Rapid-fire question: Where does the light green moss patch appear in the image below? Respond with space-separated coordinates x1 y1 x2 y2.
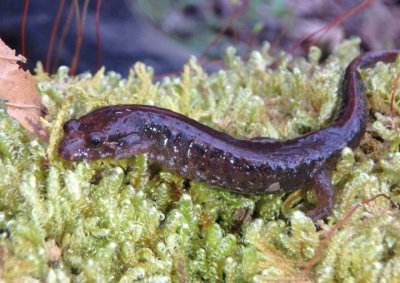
0 38 400 281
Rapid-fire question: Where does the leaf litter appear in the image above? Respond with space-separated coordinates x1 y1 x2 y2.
0 38 48 140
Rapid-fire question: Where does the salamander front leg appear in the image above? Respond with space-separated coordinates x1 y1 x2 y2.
306 169 334 221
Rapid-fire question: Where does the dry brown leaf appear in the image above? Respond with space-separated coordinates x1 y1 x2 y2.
0 37 49 140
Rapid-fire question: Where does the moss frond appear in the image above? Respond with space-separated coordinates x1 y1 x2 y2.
1 38 400 281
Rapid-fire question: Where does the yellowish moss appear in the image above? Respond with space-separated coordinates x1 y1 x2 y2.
0 38 399 281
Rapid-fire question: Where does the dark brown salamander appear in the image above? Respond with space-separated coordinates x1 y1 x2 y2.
58 50 400 220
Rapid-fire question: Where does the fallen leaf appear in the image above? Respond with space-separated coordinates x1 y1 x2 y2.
0 37 49 140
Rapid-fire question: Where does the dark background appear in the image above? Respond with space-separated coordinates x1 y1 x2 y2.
1 0 399 76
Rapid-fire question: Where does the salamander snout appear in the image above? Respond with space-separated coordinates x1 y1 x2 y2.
58 118 113 161
57 135 89 161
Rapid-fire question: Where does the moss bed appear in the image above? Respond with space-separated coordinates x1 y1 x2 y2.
0 38 400 282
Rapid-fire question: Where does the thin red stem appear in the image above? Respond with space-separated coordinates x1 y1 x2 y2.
199 15 239 61
53 0 74 73
199 1 250 61
301 194 397 275
268 0 377 68
45 0 65 73
291 0 377 59
70 0 89 75
95 0 102 71
390 70 400 113
20 0 30 66
69 0 81 75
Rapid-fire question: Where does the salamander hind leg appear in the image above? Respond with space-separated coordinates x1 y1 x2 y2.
306 169 335 221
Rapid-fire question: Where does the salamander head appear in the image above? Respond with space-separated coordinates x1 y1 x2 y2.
58 108 152 161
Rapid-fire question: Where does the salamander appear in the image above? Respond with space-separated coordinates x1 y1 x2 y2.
57 50 400 220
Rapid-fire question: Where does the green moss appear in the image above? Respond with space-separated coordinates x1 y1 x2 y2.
1 38 400 281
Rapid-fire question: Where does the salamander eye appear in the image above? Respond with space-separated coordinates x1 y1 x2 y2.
91 138 101 146
88 133 104 147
